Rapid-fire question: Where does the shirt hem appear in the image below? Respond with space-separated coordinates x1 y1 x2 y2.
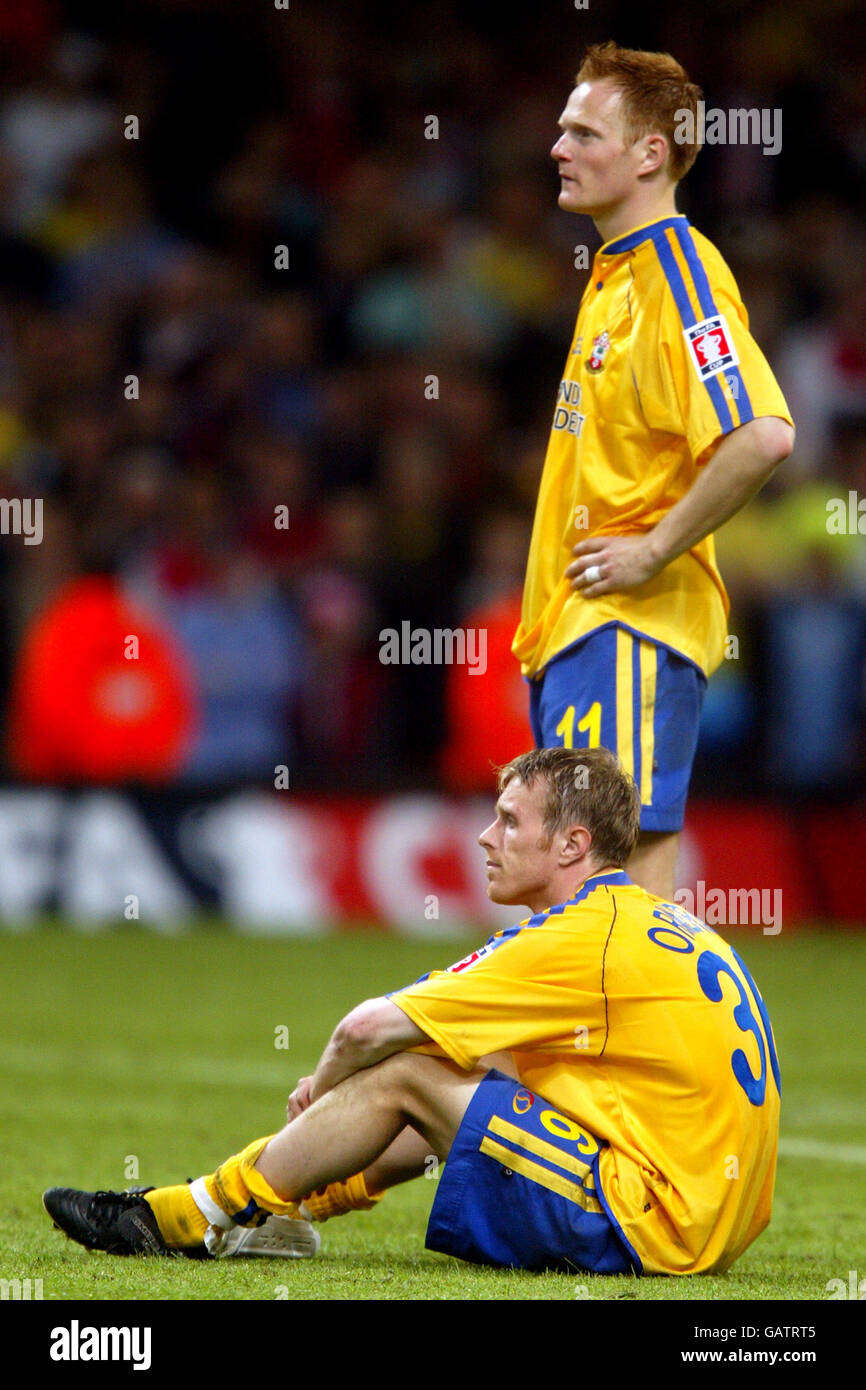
389 995 475 1073
531 620 709 682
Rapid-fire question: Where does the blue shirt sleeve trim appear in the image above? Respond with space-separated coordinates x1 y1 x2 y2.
672 222 754 425
650 229 734 436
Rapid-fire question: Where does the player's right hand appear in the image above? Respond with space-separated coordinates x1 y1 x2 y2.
286 1076 313 1121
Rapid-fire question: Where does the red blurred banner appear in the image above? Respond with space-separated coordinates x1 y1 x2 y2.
0 789 862 932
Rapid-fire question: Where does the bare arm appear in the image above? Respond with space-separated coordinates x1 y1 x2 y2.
287 1006 517 1120
567 416 795 595
297 998 429 1108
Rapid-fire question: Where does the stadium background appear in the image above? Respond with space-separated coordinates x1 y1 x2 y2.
0 0 864 931
0 0 865 1311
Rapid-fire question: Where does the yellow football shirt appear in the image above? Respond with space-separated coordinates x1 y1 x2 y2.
513 215 794 679
391 869 781 1275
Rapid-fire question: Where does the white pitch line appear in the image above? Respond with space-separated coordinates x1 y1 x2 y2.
4 1042 865 1163
0 1040 288 1090
779 1137 866 1165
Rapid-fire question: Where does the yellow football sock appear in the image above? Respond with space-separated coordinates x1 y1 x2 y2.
145 1136 303 1249
301 1172 384 1222
144 1184 208 1249
205 1135 303 1223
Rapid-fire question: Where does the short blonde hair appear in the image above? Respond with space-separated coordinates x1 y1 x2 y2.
498 746 641 868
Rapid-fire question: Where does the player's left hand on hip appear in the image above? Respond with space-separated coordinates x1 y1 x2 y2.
567 534 661 596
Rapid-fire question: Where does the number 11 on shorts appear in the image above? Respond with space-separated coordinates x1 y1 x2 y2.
556 702 601 750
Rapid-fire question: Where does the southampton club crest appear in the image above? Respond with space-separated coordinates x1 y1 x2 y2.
585 330 610 373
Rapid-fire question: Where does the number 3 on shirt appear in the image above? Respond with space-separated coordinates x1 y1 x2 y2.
697 948 781 1107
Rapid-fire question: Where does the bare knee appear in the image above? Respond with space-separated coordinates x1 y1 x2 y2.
370 1051 481 1152
374 1051 465 1109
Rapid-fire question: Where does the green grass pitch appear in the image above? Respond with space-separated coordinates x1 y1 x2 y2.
2 923 864 1302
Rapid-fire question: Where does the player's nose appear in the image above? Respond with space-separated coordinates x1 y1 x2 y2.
478 821 496 850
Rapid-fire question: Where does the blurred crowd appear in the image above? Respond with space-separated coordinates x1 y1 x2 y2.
0 0 864 797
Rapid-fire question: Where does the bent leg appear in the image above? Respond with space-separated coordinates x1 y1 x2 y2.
363 1127 434 1193
256 1053 483 1201
361 1053 517 1194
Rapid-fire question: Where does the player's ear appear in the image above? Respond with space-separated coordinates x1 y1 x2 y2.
560 824 592 866
639 132 668 178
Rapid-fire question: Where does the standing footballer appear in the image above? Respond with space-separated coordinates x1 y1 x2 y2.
513 42 795 897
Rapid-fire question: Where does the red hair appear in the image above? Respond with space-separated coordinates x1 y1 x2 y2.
576 41 702 181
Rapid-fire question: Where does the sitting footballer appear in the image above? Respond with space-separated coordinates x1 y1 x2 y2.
45 746 780 1277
